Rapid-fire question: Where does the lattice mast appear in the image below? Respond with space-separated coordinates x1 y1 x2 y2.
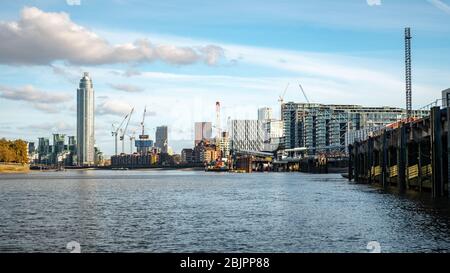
405 27 412 119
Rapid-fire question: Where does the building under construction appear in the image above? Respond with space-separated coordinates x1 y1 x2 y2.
282 102 430 156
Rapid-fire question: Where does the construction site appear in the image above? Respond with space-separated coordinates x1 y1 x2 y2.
110 106 172 168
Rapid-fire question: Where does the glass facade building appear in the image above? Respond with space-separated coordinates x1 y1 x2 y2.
76 72 95 166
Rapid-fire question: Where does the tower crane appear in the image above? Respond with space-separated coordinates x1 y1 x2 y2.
139 105 149 139
111 112 130 156
119 107 134 154
298 83 310 104
278 83 290 120
278 83 290 105
127 129 137 154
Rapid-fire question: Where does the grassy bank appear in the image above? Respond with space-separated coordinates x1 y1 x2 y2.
0 163 29 174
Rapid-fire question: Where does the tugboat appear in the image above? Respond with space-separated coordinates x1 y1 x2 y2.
205 159 229 172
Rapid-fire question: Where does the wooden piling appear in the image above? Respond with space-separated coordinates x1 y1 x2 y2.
382 130 388 189
368 137 374 184
398 124 407 193
418 140 423 192
431 106 444 198
348 144 353 181
448 107 450 198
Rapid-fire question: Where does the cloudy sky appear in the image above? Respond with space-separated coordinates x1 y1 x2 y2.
1 0 450 155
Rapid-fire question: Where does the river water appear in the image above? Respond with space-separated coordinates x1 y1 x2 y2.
1 170 450 253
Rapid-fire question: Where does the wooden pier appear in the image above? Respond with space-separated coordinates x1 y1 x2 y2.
348 106 449 198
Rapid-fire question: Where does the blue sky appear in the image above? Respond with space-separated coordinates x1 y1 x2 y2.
1 0 450 155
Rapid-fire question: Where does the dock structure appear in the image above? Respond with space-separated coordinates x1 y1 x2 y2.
348 106 449 198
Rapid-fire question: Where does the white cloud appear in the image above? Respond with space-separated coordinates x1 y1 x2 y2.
200 45 226 65
366 0 382 6
32 103 62 114
108 83 145 93
0 84 71 113
428 0 450 14
96 99 133 117
21 121 74 133
66 0 81 6
51 64 82 83
0 7 225 66
0 84 71 103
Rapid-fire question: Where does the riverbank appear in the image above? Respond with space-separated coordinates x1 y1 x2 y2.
28 166 206 172
0 163 29 174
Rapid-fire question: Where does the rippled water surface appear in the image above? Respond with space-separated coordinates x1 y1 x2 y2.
1 170 450 253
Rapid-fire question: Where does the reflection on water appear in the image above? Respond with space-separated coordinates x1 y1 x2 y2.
1 170 450 253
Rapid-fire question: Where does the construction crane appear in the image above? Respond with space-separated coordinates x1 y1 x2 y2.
119 107 134 154
111 112 130 156
278 83 290 105
139 106 149 140
127 129 137 154
278 83 290 120
298 83 310 104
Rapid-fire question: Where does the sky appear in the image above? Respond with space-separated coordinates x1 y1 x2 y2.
0 0 450 155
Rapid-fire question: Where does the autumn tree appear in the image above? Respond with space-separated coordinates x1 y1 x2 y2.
0 138 28 164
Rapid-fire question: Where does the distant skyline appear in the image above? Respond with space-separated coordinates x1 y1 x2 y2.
1 0 450 154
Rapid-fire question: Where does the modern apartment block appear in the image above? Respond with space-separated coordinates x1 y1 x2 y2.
35 135 78 166
181 148 195 163
37 137 50 164
155 126 168 153
194 122 212 145
219 131 231 157
258 107 284 151
281 102 430 155
230 120 264 152
258 107 273 121
442 88 450 107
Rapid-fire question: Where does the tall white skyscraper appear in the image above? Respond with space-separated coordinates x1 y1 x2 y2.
77 72 95 166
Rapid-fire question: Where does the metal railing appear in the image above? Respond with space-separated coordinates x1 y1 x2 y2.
418 99 443 111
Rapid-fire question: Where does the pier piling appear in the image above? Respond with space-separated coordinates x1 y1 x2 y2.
349 106 449 198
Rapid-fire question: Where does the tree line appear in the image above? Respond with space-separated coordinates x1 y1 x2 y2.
0 138 28 164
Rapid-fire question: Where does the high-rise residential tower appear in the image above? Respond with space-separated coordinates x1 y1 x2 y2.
77 72 95 166
194 122 212 145
155 126 168 153
258 107 273 121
